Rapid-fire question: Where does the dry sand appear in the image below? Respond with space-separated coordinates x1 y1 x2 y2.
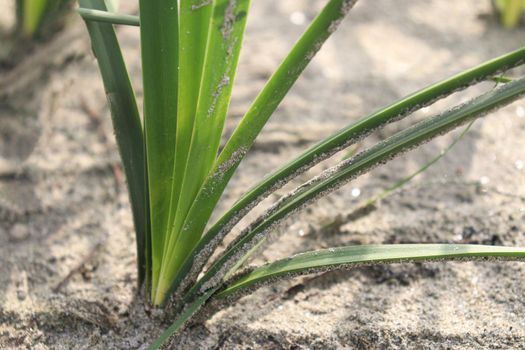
1 1 525 349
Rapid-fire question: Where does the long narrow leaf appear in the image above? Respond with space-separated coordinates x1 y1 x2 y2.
168 0 359 300
155 243 525 349
161 0 251 301
79 0 147 285
169 45 525 302
138 0 179 304
217 244 525 297
207 46 525 248
186 76 525 299
165 0 214 230
156 0 215 303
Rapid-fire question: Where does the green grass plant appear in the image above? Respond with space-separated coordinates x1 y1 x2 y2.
78 1 525 348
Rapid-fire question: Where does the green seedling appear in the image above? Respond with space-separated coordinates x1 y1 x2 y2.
78 1 525 348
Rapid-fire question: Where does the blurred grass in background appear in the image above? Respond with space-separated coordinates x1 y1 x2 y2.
494 0 525 28
15 0 70 38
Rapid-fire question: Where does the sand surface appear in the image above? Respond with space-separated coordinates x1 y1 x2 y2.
1 1 525 349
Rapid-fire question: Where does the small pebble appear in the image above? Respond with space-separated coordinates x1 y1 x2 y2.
479 176 490 185
9 224 29 242
16 289 26 301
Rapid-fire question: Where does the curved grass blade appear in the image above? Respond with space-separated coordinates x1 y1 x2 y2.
168 45 525 302
138 0 179 303
79 0 147 285
165 0 214 230
154 244 525 349
77 8 140 26
166 0 359 300
184 75 525 300
158 0 251 304
214 122 477 275
217 244 525 297
225 121 475 272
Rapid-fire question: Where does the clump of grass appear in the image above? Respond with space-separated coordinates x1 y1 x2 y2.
78 1 525 348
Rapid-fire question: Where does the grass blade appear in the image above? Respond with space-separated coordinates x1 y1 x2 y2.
207 46 525 246
217 244 525 297
160 0 251 302
138 0 179 303
77 8 140 26
186 75 525 299
155 243 525 349
165 0 214 228
216 120 476 275
169 45 525 301
168 0 359 299
152 0 214 306
79 0 147 285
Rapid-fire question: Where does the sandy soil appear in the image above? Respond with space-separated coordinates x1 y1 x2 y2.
1 0 525 349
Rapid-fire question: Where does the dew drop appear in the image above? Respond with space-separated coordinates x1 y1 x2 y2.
289 11 306 25
351 187 361 198
515 159 524 170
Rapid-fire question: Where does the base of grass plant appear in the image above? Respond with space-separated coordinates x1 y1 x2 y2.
78 2 525 349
